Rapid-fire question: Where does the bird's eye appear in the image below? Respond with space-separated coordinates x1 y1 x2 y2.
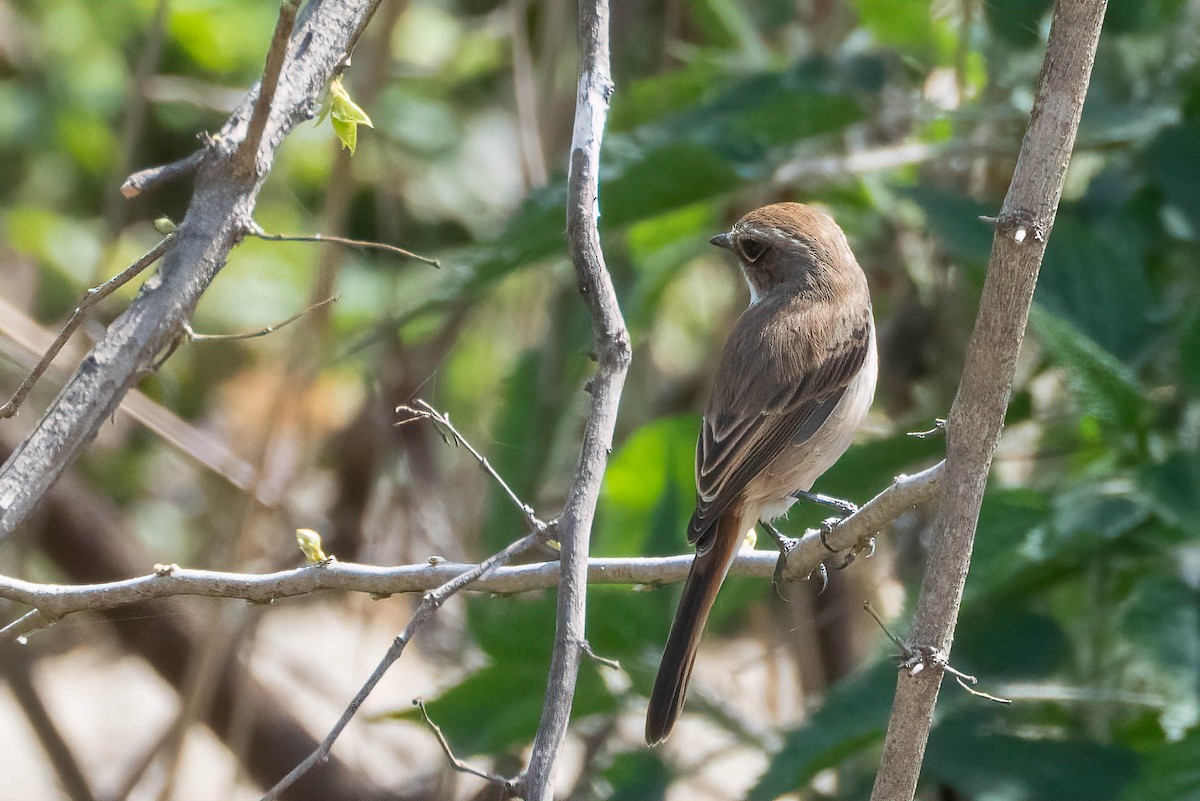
738 237 767 262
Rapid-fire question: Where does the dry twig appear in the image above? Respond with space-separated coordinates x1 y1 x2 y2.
249 226 441 268
0 237 172 419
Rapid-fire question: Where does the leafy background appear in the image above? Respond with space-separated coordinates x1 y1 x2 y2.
1 1 1199 799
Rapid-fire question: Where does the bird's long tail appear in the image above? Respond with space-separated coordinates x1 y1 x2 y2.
645 504 745 745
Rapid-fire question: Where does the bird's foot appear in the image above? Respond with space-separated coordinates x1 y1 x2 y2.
759 521 797 603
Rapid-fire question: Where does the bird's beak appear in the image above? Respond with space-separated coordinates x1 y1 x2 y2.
709 232 733 251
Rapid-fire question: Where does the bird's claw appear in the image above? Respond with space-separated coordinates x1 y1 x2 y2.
835 535 877 570
760 521 798 603
819 517 842 553
807 562 829 594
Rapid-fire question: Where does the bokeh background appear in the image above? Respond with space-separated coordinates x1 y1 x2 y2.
2 1 1199 799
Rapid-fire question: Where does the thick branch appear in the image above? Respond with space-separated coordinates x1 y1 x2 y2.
870 2 1107 799
520 1 624 798
0 0 382 541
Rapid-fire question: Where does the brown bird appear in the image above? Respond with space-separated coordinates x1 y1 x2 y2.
645 202 877 745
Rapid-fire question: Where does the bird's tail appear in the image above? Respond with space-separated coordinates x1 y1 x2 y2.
645 504 745 745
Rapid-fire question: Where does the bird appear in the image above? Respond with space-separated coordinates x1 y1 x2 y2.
645 202 877 745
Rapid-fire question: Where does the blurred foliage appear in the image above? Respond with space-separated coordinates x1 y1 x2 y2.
3 0 1200 799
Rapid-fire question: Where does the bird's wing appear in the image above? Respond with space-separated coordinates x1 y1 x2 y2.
689 308 871 553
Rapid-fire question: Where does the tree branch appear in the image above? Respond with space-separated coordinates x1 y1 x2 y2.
260 523 552 800
0 0 382 542
519 1 624 798
0 461 941 645
870 2 1108 799
0 237 172 419
237 0 301 177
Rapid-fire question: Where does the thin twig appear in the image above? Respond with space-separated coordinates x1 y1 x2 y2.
248 226 441 268
0 237 172 419
183 296 338 343
863 600 906 652
863 602 1011 706
121 148 207 199
397 399 548 534
259 525 546 800
238 0 301 176
579 640 621 671
414 699 510 784
521 1 626 798
907 419 946 439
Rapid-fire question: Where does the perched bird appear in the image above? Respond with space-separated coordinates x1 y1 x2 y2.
645 202 877 745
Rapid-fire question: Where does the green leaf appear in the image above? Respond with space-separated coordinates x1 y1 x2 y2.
596 414 700 558
903 186 995 271
926 710 1140 801
961 488 1053 606
394 659 616 757
852 0 954 60
330 115 357 154
323 75 373 154
603 750 670 801
1030 308 1147 434
1140 449 1200 539
983 0 1053 47
955 607 1068 680
1121 578 1200 738
1036 216 1158 364
1123 725 1200 801
480 350 542 552
749 660 896 800
1146 119 1200 232
602 143 741 228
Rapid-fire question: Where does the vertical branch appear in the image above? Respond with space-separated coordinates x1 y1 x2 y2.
520 1 627 799
870 1 1108 799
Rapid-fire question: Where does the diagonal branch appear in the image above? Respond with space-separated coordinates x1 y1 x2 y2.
237 0 301 177
259 522 551 800
0 0 383 542
0 237 172 419
520 1 626 798
870 2 1108 798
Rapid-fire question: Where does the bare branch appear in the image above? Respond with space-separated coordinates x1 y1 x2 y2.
0 462 939 643
871 2 1108 798
238 0 301 177
0 0 384 542
249 226 442 268
397 399 549 535
415 699 510 785
120 147 206 199
521 1 627 797
182 295 338 342
259 524 548 800
777 460 943 582
0 236 172 419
